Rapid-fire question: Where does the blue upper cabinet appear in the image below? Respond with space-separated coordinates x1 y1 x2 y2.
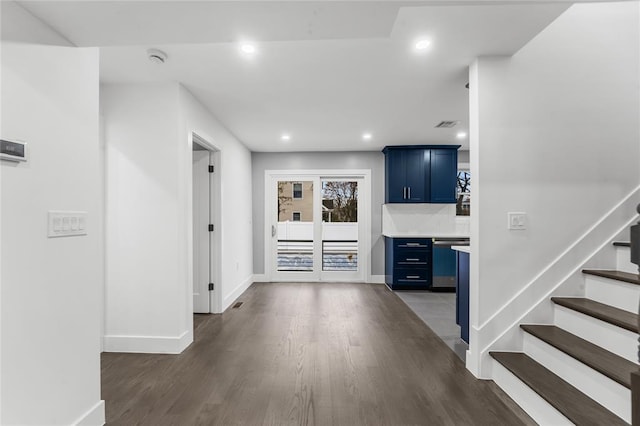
383 145 459 204
430 149 458 203
385 149 407 203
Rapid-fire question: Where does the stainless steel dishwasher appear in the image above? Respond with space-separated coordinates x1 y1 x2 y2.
431 238 470 290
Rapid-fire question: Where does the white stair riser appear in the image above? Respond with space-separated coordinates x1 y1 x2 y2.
616 246 638 274
554 305 639 363
491 358 574 426
523 333 631 423
584 275 639 313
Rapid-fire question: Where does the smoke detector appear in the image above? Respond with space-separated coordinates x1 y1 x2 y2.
147 49 168 64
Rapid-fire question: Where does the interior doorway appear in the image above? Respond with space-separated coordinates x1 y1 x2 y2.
192 134 220 313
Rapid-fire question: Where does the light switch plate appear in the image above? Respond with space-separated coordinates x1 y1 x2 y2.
48 211 88 237
508 212 527 230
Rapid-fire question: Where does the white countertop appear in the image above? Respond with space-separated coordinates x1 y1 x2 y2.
451 246 470 254
382 233 470 239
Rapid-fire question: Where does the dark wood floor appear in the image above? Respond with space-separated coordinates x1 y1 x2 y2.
102 283 535 425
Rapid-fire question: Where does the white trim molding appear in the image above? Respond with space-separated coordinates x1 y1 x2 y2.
252 273 268 283
103 330 193 354
72 400 105 426
469 184 640 378
369 275 386 284
222 274 254 312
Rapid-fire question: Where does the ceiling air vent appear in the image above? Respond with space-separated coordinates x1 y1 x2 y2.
435 121 459 128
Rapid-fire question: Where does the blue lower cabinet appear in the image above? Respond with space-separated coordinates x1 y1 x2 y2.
385 237 432 290
456 251 470 343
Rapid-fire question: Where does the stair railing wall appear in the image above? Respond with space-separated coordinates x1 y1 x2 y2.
631 203 639 426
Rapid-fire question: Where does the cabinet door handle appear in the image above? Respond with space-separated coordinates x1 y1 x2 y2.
405 243 421 246
408 186 411 199
406 258 420 261
406 275 420 279
403 186 407 199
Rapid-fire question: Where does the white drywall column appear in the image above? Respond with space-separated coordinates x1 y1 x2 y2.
178 86 254 312
469 1 640 377
102 83 254 350
1 40 104 425
102 83 193 353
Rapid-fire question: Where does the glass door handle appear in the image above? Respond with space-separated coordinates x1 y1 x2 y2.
272 225 277 237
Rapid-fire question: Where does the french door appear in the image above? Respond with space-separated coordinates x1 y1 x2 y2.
267 171 369 282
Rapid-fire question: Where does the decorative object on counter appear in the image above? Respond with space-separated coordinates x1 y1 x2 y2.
382 145 460 204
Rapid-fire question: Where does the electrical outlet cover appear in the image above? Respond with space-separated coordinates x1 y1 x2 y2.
508 212 527 230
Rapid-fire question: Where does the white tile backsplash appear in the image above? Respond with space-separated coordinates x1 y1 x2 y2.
382 204 470 237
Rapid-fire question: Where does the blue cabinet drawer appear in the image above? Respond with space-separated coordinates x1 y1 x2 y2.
394 250 429 266
393 238 432 250
394 268 430 283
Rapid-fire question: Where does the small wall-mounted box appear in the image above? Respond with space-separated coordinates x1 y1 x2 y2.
0 139 27 162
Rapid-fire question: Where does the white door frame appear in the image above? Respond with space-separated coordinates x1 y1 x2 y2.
189 132 221 314
264 169 371 283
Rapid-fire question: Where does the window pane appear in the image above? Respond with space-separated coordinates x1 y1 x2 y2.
277 180 313 271
456 171 470 216
293 182 303 199
322 180 358 271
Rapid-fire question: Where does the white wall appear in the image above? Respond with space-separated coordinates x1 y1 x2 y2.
251 151 385 276
1 5 104 424
178 85 254 312
469 1 640 377
101 83 192 353
102 83 254 352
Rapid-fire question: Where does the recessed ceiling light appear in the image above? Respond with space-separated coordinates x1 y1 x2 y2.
240 43 256 54
362 133 373 141
456 132 468 139
414 39 432 51
281 134 291 141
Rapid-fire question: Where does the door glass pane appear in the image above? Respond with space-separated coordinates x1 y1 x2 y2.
321 180 358 271
277 180 313 271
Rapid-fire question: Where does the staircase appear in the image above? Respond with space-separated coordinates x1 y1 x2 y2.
490 241 640 425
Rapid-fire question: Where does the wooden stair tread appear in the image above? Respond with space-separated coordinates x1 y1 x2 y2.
490 352 628 426
612 241 631 247
582 269 639 285
551 297 639 333
521 324 637 389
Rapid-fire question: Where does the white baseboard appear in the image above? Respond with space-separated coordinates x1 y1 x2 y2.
252 273 267 282
73 400 105 426
103 329 192 354
222 274 254 312
369 274 386 284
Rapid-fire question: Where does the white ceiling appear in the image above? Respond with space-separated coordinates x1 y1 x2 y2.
17 1 572 152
